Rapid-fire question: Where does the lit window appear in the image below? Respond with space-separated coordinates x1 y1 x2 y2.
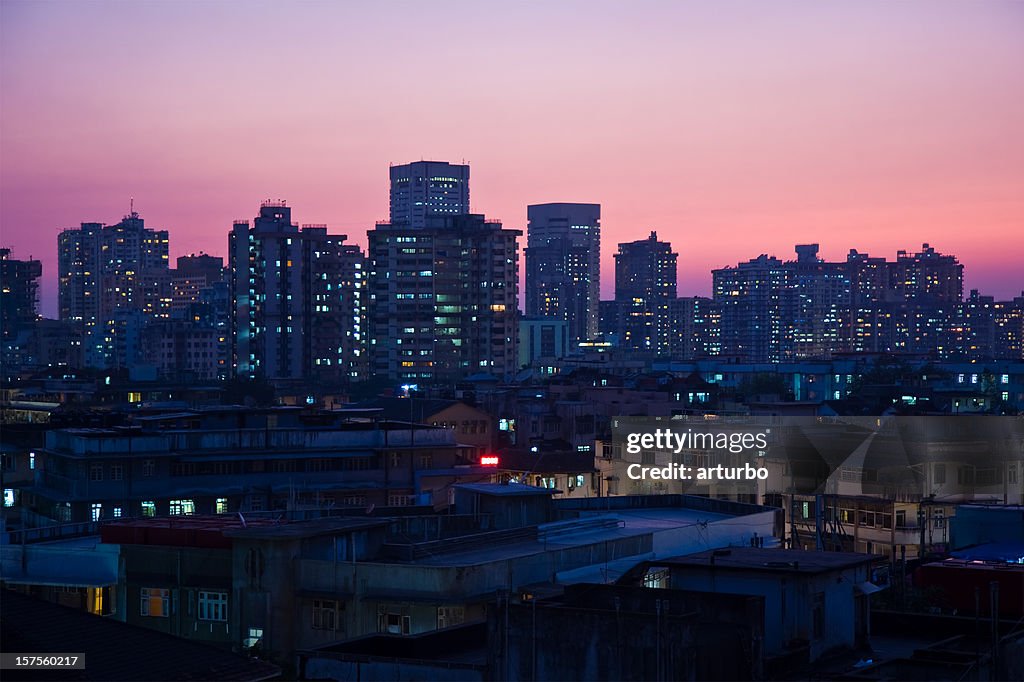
141 587 170 617
244 627 263 649
169 499 194 516
141 500 156 517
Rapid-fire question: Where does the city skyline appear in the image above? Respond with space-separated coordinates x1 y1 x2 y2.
2 1 1023 316
34 203 1020 380
6 196 1024 320
2 3 1024 676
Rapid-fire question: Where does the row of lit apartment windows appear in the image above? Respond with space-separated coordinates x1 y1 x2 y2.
957 373 1011 384
86 498 228 521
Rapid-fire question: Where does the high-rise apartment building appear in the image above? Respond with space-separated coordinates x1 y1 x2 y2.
950 291 1024 361
57 211 170 367
844 249 892 354
302 227 367 383
598 300 621 340
170 253 226 319
845 244 962 358
368 214 519 383
389 161 470 229
229 202 365 383
524 203 601 346
0 248 42 341
787 244 851 360
993 295 1024 360
338 244 369 381
714 244 967 362
714 254 790 362
891 243 963 304
614 232 677 355
670 297 722 360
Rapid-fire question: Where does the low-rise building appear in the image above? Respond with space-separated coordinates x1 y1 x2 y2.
623 547 881 664
24 406 494 524
3 489 781 667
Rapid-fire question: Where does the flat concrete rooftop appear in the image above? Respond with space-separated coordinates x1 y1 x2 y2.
660 547 875 574
403 507 735 567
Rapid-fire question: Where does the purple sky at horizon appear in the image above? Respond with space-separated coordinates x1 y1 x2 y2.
2 0 1022 317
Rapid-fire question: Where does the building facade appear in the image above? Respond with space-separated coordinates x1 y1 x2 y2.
57 212 170 368
0 248 42 341
524 203 601 346
669 296 721 360
169 253 226 320
229 202 364 383
368 214 520 383
712 244 982 362
389 161 470 229
614 232 678 355
26 406 495 524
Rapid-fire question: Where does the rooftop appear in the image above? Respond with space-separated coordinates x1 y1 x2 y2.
658 547 876 574
924 557 1024 572
453 482 556 497
223 516 387 540
99 515 387 546
406 506 733 567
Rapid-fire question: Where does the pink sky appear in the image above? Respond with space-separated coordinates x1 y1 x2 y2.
2 1 1022 317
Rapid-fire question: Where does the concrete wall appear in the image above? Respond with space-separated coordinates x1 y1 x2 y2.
490 586 765 681
122 544 234 647
667 564 870 661
496 600 695 681
294 532 653 640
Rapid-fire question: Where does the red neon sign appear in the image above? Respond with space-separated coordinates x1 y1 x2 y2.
480 456 500 466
